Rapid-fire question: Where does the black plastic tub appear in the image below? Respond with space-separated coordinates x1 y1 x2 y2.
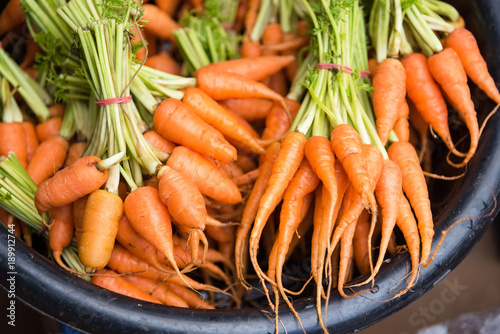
2 0 500 333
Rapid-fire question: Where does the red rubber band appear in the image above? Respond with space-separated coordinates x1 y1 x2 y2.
96 96 132 106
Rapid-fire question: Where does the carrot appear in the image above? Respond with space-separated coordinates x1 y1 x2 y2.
35 117 62 142
249 132 306 296
269 71 288 97
188 0 203 10
20 36 42 69
0 210 21 238
221 98 273 121
155 0 181 15
195 68 291 122
408 99 430 163
195 55 295 83
34 156 108 213
445 28 500 104
233 168 259 186
163 282 215 309
331 124 377 212
48 204 74 271
144 51 182 76
116 214 174 273
144 130 177 155
244 0 261 34
240 38 261 58
427 47 479 167
65 142 86 167
236 151 258 173
153 98 237 163
183 87 267 154
170 235 233 269
21 121 38 164
353 210 372 275
123 186 186 282
261 24 284 87
337 215 357 298
235 142 279 283
402 53 461 157
368 58 378 78
92 269 162 304
372 58 407 145
157 165 207 230
273 159 320 323
121 275 189 308
0 122 27 168
261 98 301 141
166 146 242 204
394 99 410 142
280 33 301 81
73 195 88 245
388 141 434 266
78 189 123 271
0 0 24 37
49 104 65 118
141 4 181 41
26 135 68 186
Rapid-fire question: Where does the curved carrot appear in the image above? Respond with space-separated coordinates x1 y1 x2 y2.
445 28 500 104
21 121 39 164
394 99 410 142
337 215 357 298
261 99 301 141
153 98 237 163
92 269 162 304
166 146 242 204
144 130 177 155
402 53 461 157
388 141 434 266
34 156 108 213
428 47 478 167
142 4 181 41
26 135 68 186
48 204 74 271
183 87 267 154
144 51 182 76
221 98 273 121
65 142 86 167
372 58 406 145
0 122 27 168
35 117 62 142
121 275 189 308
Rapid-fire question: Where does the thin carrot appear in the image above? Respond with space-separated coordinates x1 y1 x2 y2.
21 121 38 164
183 87 267 154
0 122 27 168
428 47 479 167
221 98 273 121
402 53 462 157
166 146 242 204
79 189 123 272
261 24 284 87
144 51 182 76
73 195 88 245
92 269 162 304
244 0 261 35
155 0 181 16
261 98 301 141
408 99 430 163
144 130 177 155
372 58 406 145
65 142 86 167
337 215 357 298
121 275 189 308
445 28 500 104
34 156 108 213
153 98 237 163
0 209 21 238
35 117 62 142
48 204 74 271
353 210 372 275
141 4 181 41
26 135 68 186
163 282 215 309
388 141 434 266
394 99 410 142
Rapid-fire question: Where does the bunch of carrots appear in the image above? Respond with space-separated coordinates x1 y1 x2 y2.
0 0 499 332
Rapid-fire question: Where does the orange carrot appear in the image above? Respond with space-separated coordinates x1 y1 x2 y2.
123 186 185 281
337 214 357 298
195 55 294 83
153 98 237 163
144 130 177 155
0 0 24 37
79 189 123 271
394 99 410 142
368 58 378 78
35 117 62 142
163 282 215 309
402 53 461 157
0 210 21 238
353 210 371 275
236 151 258 173
261 23 284 87
21 121 38 164
240 38 261 58
280 33 301 81
48 204 74 270
144 51 182 76
141 4 181 41
261 98 301 141
244 0 261 34
26 135 68 186
155 0 181 16
121 275 189 307
372 58 406 145
65 142 86 167
221 98 273 121
388 141 434 266
445 28 500 104
183 87 267 154
20 36 42 69
428 47 479 167
49 104 65 118
92 269 162 304
34 156 108 213
0 122 27 167
73 195 88 245
166 146 242 204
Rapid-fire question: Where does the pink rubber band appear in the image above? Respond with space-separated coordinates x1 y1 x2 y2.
318 63 371 78
96 96 132 106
